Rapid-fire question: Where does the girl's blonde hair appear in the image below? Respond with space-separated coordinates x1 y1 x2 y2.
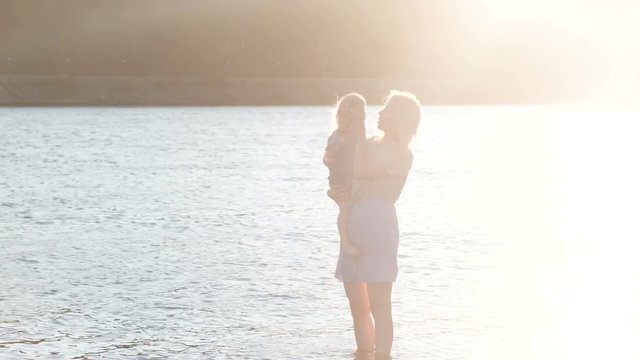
382 90 421 149
332 92 366 133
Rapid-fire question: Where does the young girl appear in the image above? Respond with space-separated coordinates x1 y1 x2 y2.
323 93 366 257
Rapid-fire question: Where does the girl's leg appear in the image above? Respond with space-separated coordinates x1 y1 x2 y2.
338 202 359 256
343 282 375 353
367 282 394 359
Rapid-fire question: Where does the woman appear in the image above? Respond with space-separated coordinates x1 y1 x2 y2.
328 90 421 359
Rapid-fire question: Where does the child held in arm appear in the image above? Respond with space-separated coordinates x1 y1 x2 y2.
323 93 366 257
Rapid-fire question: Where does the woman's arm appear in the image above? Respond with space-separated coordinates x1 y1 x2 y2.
327 185 350 203
352 138 387 180
352 137 368 179
323 146 338 168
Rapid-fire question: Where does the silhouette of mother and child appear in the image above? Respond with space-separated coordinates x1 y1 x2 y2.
323 90 421 359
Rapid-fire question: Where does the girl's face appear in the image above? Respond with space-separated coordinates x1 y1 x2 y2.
346 104 366 134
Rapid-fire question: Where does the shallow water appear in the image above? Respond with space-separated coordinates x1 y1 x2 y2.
1 106 639 359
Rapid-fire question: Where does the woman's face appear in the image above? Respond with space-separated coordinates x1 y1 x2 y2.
377 99 395 133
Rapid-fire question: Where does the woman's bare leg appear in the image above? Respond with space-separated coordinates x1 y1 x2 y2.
344 282 375 353
367 282 393 359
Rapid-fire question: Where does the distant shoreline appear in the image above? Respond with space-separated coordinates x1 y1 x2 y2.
0 75 579 106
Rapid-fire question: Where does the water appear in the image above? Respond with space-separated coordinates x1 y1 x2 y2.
1 106 639 359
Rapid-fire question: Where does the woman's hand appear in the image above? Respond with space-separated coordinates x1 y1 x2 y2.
327 185 350 204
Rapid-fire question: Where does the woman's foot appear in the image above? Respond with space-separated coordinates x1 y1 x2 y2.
353 349 375 359
374 351 392 360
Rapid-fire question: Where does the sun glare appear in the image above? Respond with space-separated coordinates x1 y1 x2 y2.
483 0 640 48
480 0 640 47
478 0 640 105
532 109 640 359
447 107 640 359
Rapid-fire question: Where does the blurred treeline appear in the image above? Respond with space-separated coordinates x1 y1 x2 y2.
0 0 607 93
0 1 440 77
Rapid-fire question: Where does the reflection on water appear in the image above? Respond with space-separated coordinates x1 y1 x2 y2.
1 106 639 359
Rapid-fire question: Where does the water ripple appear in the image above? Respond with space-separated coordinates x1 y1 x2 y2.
0 106 559 359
